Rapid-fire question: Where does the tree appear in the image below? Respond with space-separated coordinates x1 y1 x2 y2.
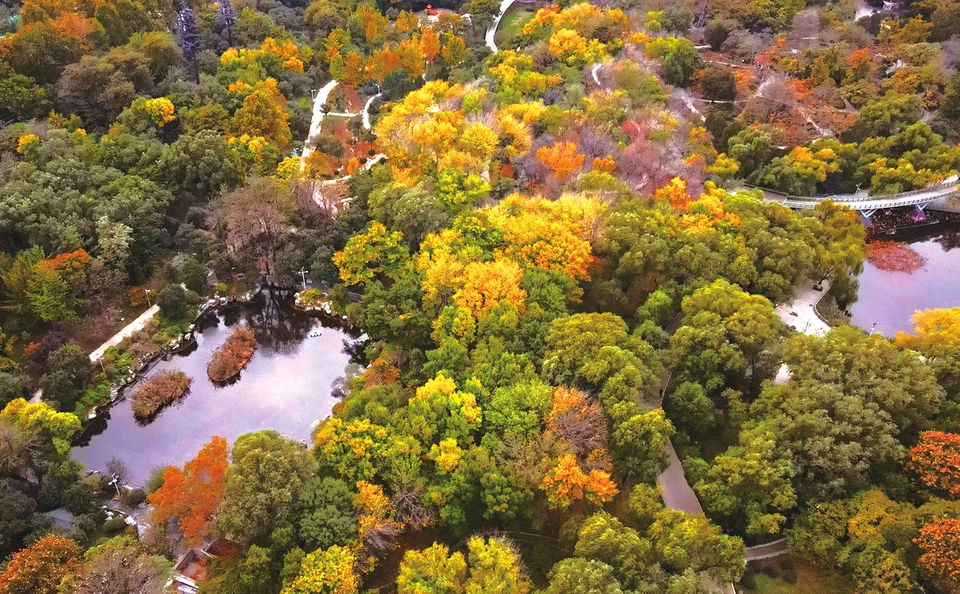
333 222 409 287
545 558 624 594
539 454 618 511
573 512 651 590
0 536 82 594
463 536 531 594
895 308 960 396
695 423 796 536
647 509 746 583
223 177 292 278
844 94 922 143
397 543 466 594
149 436 229 547
611 409 674 482
536 141 585 180
753 327 944 501
219 430 314 543
297 477 357 552
157 284 187 320
282 545 358 594
0 74 49 121
908 431 960 498
40 344 92 413
173 0 203 83
70 536 171 594
644 36 703 87
229 79 293 151
915 518 960 592
698 64 736 102
0 398 81 455
159 130 243 200
670 279 783 395
181 258 206 294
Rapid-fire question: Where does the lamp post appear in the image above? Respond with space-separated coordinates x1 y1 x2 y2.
299 267 308 291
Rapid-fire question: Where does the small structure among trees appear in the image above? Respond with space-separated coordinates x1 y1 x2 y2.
207 327 257 382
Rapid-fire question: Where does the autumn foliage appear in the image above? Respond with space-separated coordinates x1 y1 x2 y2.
130 369 191 420
540 453 618 511
908 431 960 497
915 518 960 591
207 327 257 382
537 141 585 180
149 436 229 547
0 536 82 594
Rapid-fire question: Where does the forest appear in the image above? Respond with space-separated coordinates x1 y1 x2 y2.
1 0 960 591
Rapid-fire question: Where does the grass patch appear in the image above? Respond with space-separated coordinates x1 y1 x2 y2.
495 5 536 48
746 556 854 594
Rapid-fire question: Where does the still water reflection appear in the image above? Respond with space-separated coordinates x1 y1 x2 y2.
72 292 361 484
851 223 960 337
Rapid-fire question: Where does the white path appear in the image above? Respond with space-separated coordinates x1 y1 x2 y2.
302 79 339 162
89 305 160 362
485 0 518 53
591 63 602 87
362 92 382 130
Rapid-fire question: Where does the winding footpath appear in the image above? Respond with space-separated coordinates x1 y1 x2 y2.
484 0 518 53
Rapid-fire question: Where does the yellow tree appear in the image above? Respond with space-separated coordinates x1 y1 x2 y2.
229 78 292 150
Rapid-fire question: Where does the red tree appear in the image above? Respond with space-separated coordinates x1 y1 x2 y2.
915 518 960 592
908 431 960 498
149 436 229 546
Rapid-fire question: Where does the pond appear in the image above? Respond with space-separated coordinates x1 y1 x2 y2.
851 223 960 337
72 291 362 485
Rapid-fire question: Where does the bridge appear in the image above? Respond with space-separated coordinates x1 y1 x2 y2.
750 175 959 218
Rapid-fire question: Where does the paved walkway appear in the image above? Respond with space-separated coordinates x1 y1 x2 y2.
657 441 705 514
775 282 831 336
89 305 160 362
484 0 518 53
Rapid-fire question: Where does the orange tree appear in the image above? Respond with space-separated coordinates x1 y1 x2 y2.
0 536 82 594
916 518 960 592
148 436 229 547
908 431 960 498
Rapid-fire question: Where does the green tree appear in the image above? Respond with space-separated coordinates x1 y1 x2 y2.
158 130 243 200
40 344 92 413
753 327 944 501
545 558 625 594
611 408 674 482
297 477 357 552
670 279 783 395
219 430 315 543
157 284 187 320
694 423 796 537
181 258 207 294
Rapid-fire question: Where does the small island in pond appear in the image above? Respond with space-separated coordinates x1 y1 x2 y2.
130 370 191 420
207 327 257 382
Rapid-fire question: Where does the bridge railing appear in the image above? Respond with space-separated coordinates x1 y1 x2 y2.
746 175 959 206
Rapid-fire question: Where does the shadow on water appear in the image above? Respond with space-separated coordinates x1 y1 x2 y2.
72 288 364 484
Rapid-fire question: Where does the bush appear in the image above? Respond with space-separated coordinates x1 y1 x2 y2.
215 282 229 297
157 284 187 320
122 488 146 507
184 289 201 305
783 569 797 584
130 369 191 419
762 565 779 578
145 466 166 494
740 568 757 589
207 327 257 382
780 558 795 571
103 517 128 534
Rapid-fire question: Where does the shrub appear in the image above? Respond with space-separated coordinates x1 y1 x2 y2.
103 517 128 534
122 488 146 507
215 282 229 297
740 569 757 589
783 569 797 584
780 558 795 571
207 327 257 382
130 370 191 420
300 288 326 305
145 466 166 494
762 565 779 578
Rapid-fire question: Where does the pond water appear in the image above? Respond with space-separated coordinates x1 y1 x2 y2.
851 223 960 337
72 292 362 485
